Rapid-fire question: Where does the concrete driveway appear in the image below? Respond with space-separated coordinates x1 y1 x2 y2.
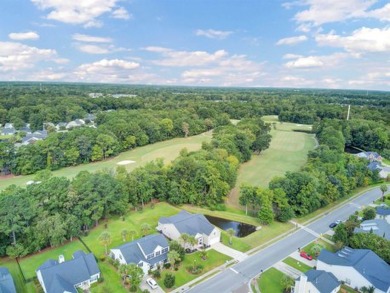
212 242 248 261
290 251 316 267
140 276 165 293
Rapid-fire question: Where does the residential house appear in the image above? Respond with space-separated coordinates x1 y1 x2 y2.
356 151 383 162
36 250 100 293
88 93 103 98
317 247 390 293
376 205 390 224
1 123 16 136
0 267 17 293
157 210 221 248
294 269 340 293
66 119 85 129
21 130 48 145
367 161 389 179
84 113 96 122
110 234 169 275
354 219 390 240
19 124 32 134
55 122 67 131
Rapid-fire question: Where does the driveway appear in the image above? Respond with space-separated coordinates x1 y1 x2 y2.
289 251 316 267
140 276 165 293
212 242 248 261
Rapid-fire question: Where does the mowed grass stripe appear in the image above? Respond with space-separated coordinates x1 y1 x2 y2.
0 131 212 190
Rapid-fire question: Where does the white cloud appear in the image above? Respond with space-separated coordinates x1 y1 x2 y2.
152 49 228 67
195 29 233 40
75 59 140 82
276 35 308 45
283 53 304 59
144 46 172 53
316 27 390 53
72 33 112 43
77 44 110 54
8 31 39 41
112 7 131 20
31 0 121 27
0 41 59 71
291 0 390 26
285 56 324 68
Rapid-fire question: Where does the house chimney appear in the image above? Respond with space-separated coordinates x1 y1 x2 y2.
59 255 65 263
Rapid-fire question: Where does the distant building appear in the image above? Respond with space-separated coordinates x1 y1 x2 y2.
0 267 17 293
111 94 137 98
317 247 390 293
21 130 48 145
376 205 390 224
88 93 103 98
84 113 96 122
356 151 382 162
157 210 220 248
66 119 85 129
36 250 100 293
354 219 390 240
294 269 340 293
1 123 16 136
110 234 169 275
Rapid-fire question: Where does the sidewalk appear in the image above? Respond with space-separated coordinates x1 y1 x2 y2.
273 262 302 279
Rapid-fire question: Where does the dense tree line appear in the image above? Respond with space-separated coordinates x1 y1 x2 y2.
0 119 271 257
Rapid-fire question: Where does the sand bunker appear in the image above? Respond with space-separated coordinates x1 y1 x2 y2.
117 160 136 165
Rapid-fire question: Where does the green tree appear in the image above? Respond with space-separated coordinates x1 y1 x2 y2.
127 263 143 292
140 223 151 236
362 207 376 220
333 223 349 246
167 250 181 270
121 229 129 242
281 275 294 292
380 184 388 202
310 243 323 257
164 273 175 288
98 231 112 255
226 228 235 245
129 230 137 241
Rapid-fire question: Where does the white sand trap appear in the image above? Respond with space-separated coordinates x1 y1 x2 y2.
117 160 136 165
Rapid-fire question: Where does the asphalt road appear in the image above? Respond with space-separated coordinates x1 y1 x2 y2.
188 186 386 293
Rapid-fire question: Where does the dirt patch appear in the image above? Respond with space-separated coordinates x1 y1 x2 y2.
0 174 16 181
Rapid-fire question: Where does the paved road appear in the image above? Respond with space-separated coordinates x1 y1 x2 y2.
188 186 385 293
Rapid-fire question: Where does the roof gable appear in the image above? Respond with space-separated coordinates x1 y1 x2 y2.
305 269 339 293
159 210 215 236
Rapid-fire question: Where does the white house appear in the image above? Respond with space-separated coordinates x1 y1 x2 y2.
317 247 390 293
66 119 85 129
110 234 169 275
157 210 220 248
36 250 100 293
294 270 340 293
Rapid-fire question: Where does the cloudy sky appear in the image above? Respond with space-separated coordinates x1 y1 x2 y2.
0 0 389 90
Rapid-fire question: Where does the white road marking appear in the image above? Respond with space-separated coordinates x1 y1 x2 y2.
230 267 239 274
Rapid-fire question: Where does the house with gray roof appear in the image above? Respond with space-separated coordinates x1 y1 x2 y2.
357 151 383 162
354 219 390 240
66 119 85 129
157 210 220 248
294 269 340 293
36 250 100 293
0 267 17 293
21 130 48 145
317 247 390 293
1 126 16 136
110 234 169 275
376 205 390 224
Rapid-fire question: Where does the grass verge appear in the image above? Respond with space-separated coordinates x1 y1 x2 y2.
282 257 312 273
257 268 286 293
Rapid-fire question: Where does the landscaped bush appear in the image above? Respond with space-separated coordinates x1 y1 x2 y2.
164 263 171 269
186 264 204 274
164 273 175 288
152 269 161 279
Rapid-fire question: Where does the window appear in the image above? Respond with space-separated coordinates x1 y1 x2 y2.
156 250 161 256
147 253 154 260
162 247 169 254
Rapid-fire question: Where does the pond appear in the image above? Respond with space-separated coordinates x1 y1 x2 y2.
205 215 257 238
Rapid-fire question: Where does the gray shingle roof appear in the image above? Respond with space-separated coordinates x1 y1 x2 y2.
159 210 215 236
113 234 169 265
376 206 390 216
354 219 390 240
0 267 17 293
318 247 390 292
37 250 99 293
304 269 339 293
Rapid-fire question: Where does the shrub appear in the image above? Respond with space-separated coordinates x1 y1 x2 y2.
164 273 175 288
164 263 171 269
152 270 161 279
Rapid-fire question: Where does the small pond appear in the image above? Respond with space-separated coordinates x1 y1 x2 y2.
205 215 257 238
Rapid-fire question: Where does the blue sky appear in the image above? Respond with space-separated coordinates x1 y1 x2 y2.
0 0 389 90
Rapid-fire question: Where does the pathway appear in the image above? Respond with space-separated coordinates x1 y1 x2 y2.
273 262 302 279
212 242 248 261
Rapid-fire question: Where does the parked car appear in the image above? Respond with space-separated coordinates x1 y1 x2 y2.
300 251 313 261
146 278 158 289
329 222 337 228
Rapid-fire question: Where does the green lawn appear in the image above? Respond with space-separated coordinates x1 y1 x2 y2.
283 257 312 273
91 261 127 293
227 119 316 209
258 268 286 293
220 231 251 252
81 202 181 258
339 284 359 293
18 239 88 280
0 258 37 293
157 249 231 291
302 239 336 259
0 131 212 190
